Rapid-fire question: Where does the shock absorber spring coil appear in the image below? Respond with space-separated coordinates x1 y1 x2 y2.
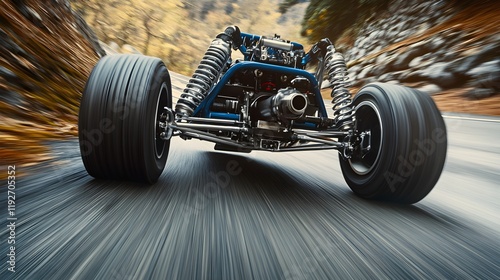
175 39 231 118
325 45 354 131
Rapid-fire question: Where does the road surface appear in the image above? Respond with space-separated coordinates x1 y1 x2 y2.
1 73 499 279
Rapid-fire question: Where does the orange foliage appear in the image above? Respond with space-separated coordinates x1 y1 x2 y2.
0 1 98 167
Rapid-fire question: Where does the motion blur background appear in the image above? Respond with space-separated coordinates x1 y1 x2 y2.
1 1 500 279
0 0 499 168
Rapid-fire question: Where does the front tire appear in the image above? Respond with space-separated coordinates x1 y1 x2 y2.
78 54 172 183
340 83 447 204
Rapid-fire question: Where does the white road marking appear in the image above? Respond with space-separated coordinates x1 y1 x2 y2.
442 115 500 123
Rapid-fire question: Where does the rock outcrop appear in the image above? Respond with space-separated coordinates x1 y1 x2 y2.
337 0 499 100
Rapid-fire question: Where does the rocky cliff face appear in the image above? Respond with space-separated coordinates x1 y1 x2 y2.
0 0 103 165
337 0 499 110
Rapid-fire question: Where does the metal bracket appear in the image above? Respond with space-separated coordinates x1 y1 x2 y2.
260 139 281 151
340 130 371 160
359 130 372 158
159 107 175 140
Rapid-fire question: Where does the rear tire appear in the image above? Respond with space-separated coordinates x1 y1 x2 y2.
78 54 172 183
340 83 447 204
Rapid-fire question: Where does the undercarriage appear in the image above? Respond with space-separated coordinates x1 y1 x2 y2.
78 26 447 204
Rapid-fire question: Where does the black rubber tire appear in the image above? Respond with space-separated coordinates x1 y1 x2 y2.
78 54 172 183
339 82 447 204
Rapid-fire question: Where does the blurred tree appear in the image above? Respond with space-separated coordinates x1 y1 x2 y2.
115 15 137 46
71 0 120 42
200 0 216 21
182 1 197 19
225 3 234 15
278 0 307 14
280 0 389 42
141 9 162 54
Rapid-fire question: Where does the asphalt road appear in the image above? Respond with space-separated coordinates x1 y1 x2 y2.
1 74 500 279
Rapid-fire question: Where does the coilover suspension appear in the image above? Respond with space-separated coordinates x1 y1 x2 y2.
175 26 241 119
325 45 354 131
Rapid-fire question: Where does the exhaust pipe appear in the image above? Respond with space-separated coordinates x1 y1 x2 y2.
279 91 308 117
257 88 308 125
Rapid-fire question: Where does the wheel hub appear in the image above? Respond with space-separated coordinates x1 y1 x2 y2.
158 107 174 141
154 83 169 158
348 101 382 176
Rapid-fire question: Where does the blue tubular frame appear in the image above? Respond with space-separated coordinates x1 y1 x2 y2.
191 32 328 127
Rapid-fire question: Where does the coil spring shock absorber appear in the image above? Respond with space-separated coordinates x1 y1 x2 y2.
325 45 354 131
175 27 241 118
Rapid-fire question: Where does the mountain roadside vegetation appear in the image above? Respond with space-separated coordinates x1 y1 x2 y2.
1 0 498 171
72 0 307 75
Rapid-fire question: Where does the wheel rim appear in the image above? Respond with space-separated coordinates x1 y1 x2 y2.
348 100 383 175
154 83 168 159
